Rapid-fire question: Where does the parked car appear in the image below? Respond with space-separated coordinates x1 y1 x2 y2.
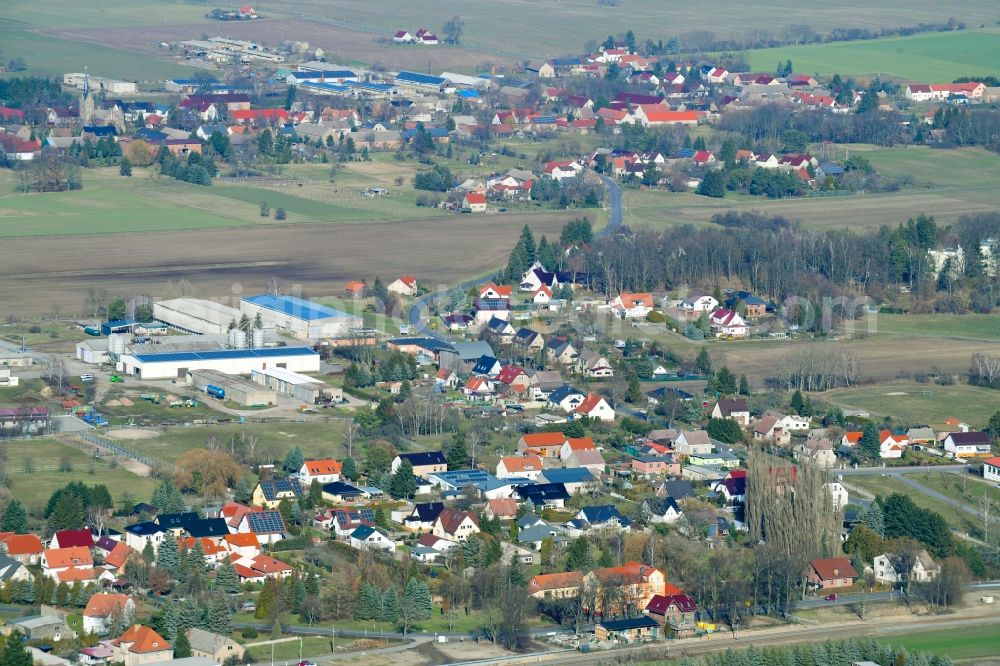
824 594 837 601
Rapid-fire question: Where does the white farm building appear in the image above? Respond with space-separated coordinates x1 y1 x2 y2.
153 298 242 335
116 346 320 380
240 294 362 340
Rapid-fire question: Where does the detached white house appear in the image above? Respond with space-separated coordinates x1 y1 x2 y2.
680 292 717 312
296 459 342 485
611 292 654 319
709 309 748 338
349 526 396 553
575 393 615 422
873 549 940 585
943 431 991 458
984 456 1000 482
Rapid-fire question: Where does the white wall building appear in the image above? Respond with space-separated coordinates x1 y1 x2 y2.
240 294 362 340
117 347 320 380
153 298 242 335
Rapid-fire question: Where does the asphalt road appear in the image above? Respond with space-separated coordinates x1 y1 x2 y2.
896 474 1000 524
405 176 624 341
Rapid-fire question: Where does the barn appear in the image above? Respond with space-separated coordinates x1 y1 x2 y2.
251 366 342 404
116 347 320 380
240 294 362 340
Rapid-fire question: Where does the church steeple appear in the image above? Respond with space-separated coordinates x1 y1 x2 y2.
83 66 90 99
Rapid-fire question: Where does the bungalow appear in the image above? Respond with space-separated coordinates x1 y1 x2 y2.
709 308 749 338
806 557 858 590
943 431 992 458
387 275 418 296
576 393 616 422
497 455 545 480
432 508 480 541
640 497 683 524
391 451 447 477
518 431 568 458
611 292 654 319
295 459 342 486
349 525 396 553
320 481 370 504
711 398 750 426
516 482 571 509
462 191 487 212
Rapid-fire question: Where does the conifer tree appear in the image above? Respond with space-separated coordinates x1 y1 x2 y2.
0 499 29 533
174 630 192 658
156 536 181 577
381 586 399 623
206 593 232 634
215 558 241 594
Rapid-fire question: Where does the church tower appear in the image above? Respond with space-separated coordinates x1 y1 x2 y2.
80 67 95 125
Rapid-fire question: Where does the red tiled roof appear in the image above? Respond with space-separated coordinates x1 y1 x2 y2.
528 571 584 592
44 546 93 569
500 455 543 473
810 557 858 580
304 459 342 476
576 393 608 415
84 593 130 618
521 432 567 447
117 625 170 654
2 534 43 555
436 508 478 536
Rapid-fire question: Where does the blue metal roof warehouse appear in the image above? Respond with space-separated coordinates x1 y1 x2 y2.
242 294 353 321
394 71 446 87
131 347 317 363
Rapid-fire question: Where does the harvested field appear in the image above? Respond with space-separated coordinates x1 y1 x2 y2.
41 18 515 73
0 213 574 318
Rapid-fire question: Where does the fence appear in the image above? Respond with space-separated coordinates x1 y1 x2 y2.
76 431 161 469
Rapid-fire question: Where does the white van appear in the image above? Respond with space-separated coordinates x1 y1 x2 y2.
79 374 94 382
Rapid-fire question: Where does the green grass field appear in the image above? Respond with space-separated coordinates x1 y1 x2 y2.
119 419 352 465
745 29 1000 81
623 145 1000 231
843 475 981 535
0 439 158 513
820 383 1000 427
872 313 1000 340
880 624 1000 661
907 472 1000 508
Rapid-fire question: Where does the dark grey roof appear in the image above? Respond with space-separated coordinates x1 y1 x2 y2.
660 479 695 499
397 451 447 467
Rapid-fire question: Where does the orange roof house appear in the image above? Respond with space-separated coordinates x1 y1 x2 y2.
345 280 367 294
527 571 585 598
105 542 134 570
42 546 94 571
517 431 567 457
114 625 172 662
2 534 44 563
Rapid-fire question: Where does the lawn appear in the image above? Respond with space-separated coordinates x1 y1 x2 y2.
120 419 353 465
842 474 981 536
870 313 1000 341
621 143 1000 232
880 624 1000 661
744 29 1000 81
820 383 1000 428
0 438 158 514
245 636 337 661
907 472 1000 508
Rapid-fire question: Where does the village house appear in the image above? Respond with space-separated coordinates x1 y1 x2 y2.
252 479 302 509
527 571 585 600
584 561 668 616
943 431 992 458
984 456 1000 482
546 337 578 365
709 308 749 338
41 546 93 580
518 431 567 458
806 557 858 590
641 497 683 524
1 534 44 566
879 430 908 459
187 627 246 663
567 505 632 535
674 430 713 456
484 498 519 522
83 594 135 635
873 549 940 586
795 438 837 468
432 508 480 541
680 292 718 312
349 525 396 553
711 398 750 426
567 448 607 474
111 625 172 665
496 455 545 480
611 292 654 319
576 393 616 422
294 459 342 486
575 349 614 378
713 469 747 504
462 191 488 212
391 450 448 477
646 592 698 636
387 275 418 296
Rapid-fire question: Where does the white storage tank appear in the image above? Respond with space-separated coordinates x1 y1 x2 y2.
228 328 248 349
251 328 264 349
109 334 126 355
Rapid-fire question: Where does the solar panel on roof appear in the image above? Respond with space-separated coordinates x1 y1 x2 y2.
248 511 285 533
